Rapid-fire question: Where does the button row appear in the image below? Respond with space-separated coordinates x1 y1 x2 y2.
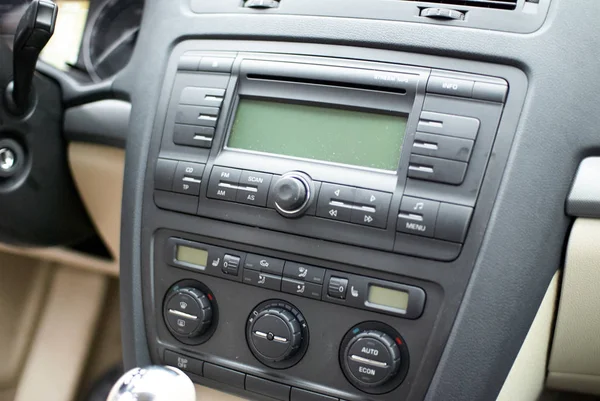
167 237 426 319
316 183 393 229
396 196 473 243
427 74 508 103
164 349 341 401
207 166 273 207
178 55 235 73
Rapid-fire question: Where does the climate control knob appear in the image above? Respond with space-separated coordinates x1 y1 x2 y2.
271 172 313 218
246 300 309 369
163 284 215 344
340 323 409 394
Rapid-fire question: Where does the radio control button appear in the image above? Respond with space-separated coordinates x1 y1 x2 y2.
316 183 356 222
397 196 440 238
198 57 235 73
178 55 201 71
173 162 205 196
173 124 214 148
155 159 178 191
434 203 473 243
244 254 285 275
283 262 325 285
236 170 272 207
427 75 474 98
407 155 467 185
351 189 392 229
418 111 480 140
175 105 220 127
180 87 226 107
207 166 242 201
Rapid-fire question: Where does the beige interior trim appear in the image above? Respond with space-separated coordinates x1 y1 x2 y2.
13 267 108 401
0 254 53 388
68 142 125 262
547 218 600 395
196 385 247 401
496 271 559 401
0 243 119 277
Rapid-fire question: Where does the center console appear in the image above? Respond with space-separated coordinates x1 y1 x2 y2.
140 40 526 401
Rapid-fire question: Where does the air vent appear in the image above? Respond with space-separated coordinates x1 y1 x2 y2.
413 0 517 10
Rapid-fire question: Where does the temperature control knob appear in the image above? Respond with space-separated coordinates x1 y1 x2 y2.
246 300 309 369
340 322 409 394
163 283 216 345
271 172 314 218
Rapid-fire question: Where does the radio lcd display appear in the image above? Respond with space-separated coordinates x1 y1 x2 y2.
228 98 407 171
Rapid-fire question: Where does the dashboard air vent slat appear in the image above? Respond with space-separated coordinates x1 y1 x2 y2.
412 0 517 10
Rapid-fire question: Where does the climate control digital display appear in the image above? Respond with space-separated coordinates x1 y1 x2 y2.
368 285 409 311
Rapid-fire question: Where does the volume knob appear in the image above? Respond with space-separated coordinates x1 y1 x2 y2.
272 172 313 218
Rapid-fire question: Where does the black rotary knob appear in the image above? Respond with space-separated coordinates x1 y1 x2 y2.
164 287 213 340
340 323 409 394
272 172 313 217
246 300 309 369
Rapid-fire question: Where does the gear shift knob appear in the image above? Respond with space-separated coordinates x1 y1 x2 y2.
107 366 196 401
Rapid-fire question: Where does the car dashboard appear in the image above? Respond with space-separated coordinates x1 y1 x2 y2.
1 0 600 401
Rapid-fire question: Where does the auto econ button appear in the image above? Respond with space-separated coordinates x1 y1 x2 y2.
316 183 356 222
235 170 273 207
350 189 392 229
397 196 440 238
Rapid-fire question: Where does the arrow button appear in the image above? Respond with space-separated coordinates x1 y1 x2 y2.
351 189 393 229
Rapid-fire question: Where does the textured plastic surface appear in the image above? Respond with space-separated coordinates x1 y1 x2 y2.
188 0 550 34
115 1 589 401
566 157 600 218
64 100 131 148
0 40 95 246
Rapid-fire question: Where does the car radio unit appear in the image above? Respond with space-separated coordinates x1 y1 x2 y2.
154 51 507 262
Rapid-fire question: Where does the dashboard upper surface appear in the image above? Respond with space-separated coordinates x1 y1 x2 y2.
116 0 597 400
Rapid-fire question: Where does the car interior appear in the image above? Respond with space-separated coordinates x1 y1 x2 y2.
0 0 599 400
